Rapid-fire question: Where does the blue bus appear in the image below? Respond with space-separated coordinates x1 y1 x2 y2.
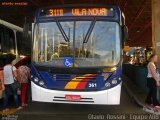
31 5 128 105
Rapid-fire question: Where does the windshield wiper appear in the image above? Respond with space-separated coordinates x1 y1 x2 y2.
56 20 70 42
83 18 96 43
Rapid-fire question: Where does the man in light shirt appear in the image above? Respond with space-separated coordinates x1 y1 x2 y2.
1 58 21 112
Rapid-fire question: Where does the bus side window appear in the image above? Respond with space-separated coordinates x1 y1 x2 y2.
3 27 15 54
17 31 31 55
0 26 4 67
17 32 23 55
0 25 4 52
0 26 2 52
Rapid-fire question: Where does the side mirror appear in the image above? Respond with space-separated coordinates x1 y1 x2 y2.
23 23 29 39
122 25 128 42
122 25 128 48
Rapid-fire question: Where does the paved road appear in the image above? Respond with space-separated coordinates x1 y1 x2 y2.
7 87 152 120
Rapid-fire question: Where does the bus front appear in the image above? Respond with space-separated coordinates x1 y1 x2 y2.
31 5 125 105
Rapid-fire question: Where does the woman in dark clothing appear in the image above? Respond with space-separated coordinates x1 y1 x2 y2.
145 54 160 109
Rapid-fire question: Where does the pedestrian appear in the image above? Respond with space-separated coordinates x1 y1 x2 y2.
17 63 31 107
2 58 21 113
145 54 160 109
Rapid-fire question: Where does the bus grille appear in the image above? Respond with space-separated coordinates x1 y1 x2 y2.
50 74 101 82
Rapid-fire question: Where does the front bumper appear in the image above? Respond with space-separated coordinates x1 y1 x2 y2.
31 81 122 105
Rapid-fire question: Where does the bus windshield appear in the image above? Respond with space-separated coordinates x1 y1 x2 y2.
33 20 121 67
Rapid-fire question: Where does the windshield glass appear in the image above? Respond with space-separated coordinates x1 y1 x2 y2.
33 21 121 67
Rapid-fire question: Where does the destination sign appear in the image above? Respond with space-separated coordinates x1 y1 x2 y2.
40 7 114 17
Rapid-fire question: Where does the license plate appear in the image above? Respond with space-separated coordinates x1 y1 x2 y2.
65 95 81 101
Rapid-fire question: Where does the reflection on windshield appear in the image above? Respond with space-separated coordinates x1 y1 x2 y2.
33 21 120 67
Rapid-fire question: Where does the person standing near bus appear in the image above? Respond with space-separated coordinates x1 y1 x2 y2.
145 54 160 109
2 59 21 113
17 64 31 107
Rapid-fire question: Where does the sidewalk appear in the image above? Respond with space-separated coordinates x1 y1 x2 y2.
123 75 147 107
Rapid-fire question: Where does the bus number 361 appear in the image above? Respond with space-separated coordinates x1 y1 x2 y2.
88 83 97 88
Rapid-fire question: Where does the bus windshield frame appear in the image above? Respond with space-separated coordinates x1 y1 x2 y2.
32 18 121 68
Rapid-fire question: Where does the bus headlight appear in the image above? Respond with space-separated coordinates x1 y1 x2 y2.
112 79 118 85
105 82 111 88
118 77 122 81
39 80 45 86
34 77 39 82
31 75 33 78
